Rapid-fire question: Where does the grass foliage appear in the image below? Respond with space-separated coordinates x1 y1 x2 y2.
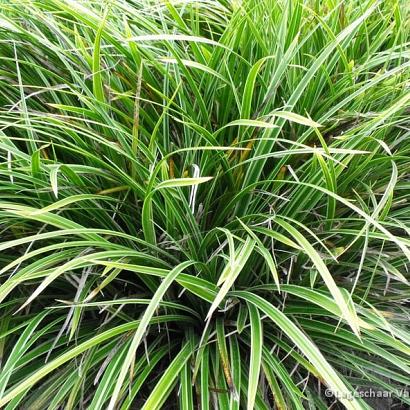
0 0 410 408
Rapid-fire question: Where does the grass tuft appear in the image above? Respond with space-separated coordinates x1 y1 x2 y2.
0 0 409 408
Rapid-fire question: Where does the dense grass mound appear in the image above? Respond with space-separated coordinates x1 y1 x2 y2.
0 1 409 408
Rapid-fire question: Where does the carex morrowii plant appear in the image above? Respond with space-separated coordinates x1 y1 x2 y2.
0 0 409 409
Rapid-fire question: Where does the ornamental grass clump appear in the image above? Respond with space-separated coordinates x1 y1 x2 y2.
0 0 409 409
